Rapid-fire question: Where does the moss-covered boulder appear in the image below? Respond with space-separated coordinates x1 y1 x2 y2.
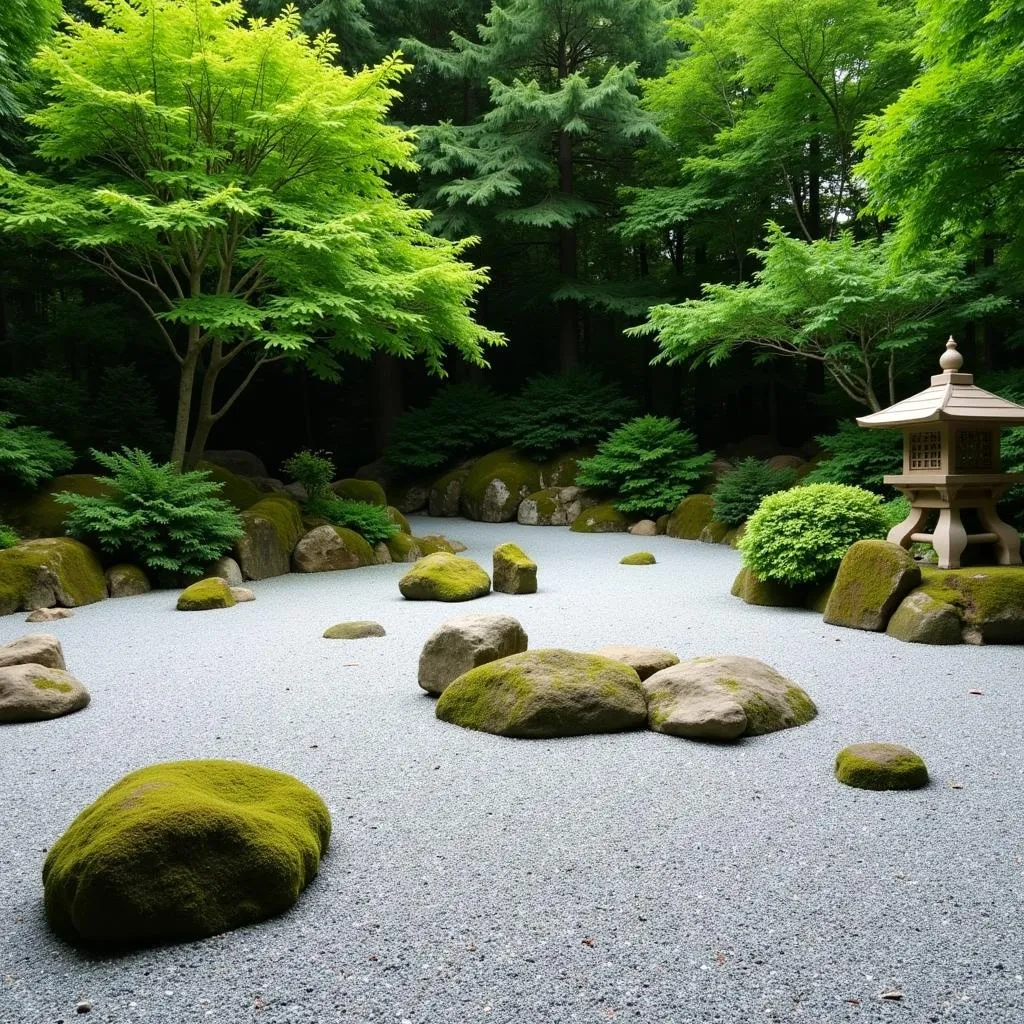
386 481 429 514
518 486 590 526
731 566 806 608
399 552 491 602
417 534 457 555
835 743 929 790
386 532 423 563
655 514 669 535
386 506 411 535
591 645 679 681
916 566 1024 644
233 495 304 580
540 449 589 488
323 621 386 639
196 462 263 512
886 590 963 645
436 649 647 738
292 525 374 573
493 542 537 594
643 656 817 741
570 503 630 533
0 664 90 723
332 478 387 506
723 523 746 549
620 551 656 565
176 577 236 611
823 541 922 632
666 494 716 540
428 466 470 517
629 520 658 537
2 475 112 540
460 448 543 522
42 759 330 947
698 521 730 544
418 613 529 695
805 577 835 614
105 564 150 599
0 538 107 616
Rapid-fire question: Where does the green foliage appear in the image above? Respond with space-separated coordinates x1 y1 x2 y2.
0 523 20 549
739 483 890 584
576 416 713 517
0 0 62 145
985 371 1024 528
283 449 336 501
0 412 75 488
508 371 637 459
386 383 507 471
802 422 903 494
711 457 798 527
56 449 243 578
304 496 398 545
881 495 911 530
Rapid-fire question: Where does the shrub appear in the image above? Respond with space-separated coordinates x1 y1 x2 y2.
881 495 911 529
283 449 335 501
711 457 798 527
304 496 398 545
739 483 890 585
507 370 637 459
576 416 713 517
985 371 1024 529
56 449 243 578
0 523 20 549
0 412 75 488
802 422 902 494
386 383 508 471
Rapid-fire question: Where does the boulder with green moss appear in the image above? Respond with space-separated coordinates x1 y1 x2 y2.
233 495 304 580
386 532 424 563
386 506 411 535
176 577 236 611
323 621 386 639
399 552 491 602
540 449 589 488
731 566 806 608
2 475 112 540
823 541 921 631
332 478 387 506
196 461 263 512
591 645 678 681
493 542 538 594
417 534 457 555
723 524 746 548
105 564 151 599
418 613 529 695
429 466 471 517
835 743 929 790
460 448 543 522
915 566 1024 644
42 759 330 947
0 538 107 616
518 486 587 526
436 649 647 738
698 521 730 544
666 494 716 540
292 525 374 573
0 664 90 723
386 481 429 514
643 656 817 741
620 551 656 565
805 577 836 614
885 590 963 645
570 503 630 533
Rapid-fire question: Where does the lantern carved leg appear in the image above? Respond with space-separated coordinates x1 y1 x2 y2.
886 503 930 552
978 503 1023 566
932 508 969 569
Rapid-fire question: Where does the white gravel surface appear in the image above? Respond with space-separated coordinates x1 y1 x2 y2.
1 519 1021 1024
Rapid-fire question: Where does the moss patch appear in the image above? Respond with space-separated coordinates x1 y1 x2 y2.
176 577 236 611
620 551 656 565
332 478 387 506
42 759 330 947
323 621 386 639
886 590 962 645
570 503 630 533
32 678 74 694
666 494 715 540
835 743 929 790
331 526 374 566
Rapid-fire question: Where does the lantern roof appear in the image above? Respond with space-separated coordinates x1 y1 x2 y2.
857 338 1024 429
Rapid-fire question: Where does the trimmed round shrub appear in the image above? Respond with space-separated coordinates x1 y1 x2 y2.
575 416 713 517
802 422 902 494
711 457 798 527
739 483 890 585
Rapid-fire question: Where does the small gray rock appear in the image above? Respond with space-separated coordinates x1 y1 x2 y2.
230 587 256 603
418 613 528 695
208 556 244 587
0 633 66 671
26 607 73 623
629 520 658 537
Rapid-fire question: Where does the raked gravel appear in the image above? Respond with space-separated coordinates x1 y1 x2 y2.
1 519 1022 1024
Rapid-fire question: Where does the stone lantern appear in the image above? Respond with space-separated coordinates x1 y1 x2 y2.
856 338 1024 569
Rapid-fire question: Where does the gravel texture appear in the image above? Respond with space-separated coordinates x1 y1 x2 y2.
1 519 1021 1024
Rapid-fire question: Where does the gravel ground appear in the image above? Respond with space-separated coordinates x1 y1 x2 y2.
1 519 1022 1024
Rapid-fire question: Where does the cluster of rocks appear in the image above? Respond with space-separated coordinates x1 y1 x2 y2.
398 543 538 602
0 634 89 722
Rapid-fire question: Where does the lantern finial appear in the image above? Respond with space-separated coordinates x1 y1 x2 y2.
939 336 964 372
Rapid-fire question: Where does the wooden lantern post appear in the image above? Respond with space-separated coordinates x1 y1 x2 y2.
857 338 1024 569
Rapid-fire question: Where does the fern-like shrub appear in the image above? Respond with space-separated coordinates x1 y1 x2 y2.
576 416 713 517
739 483 890 585
802 422 902 494
386 383 508 471
56 449 243 578
283 449 335 500
0 523 20 549
304 496 398 545
711 457 798 527
508 370 637 459
0 412 75 488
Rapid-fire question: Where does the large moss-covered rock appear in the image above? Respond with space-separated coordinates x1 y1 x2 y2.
916 566 1024 644
643 656 817 741
292 525 374 573
518 486 584 526
460 448 543 522
386 506 411 535
2 475 112 540
436 649 647 738
399 552 491 602
570 503 630 533
418 613 529 695
42 760 330 947
386 532 424 563
885 590 963 645
429 466 471 517
493 542 537 594
0 538 107 616
105 564 151 599
332 478 387 506
540 449 589 488
835 743 929 790
233 495 304 580
386 482 429 514
196 461 263 512
417 534 457 555
731 566 806 608
666 494 716 540
698 521 730 544
177 577 236 611
823 540 922 631
0 664 90 723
